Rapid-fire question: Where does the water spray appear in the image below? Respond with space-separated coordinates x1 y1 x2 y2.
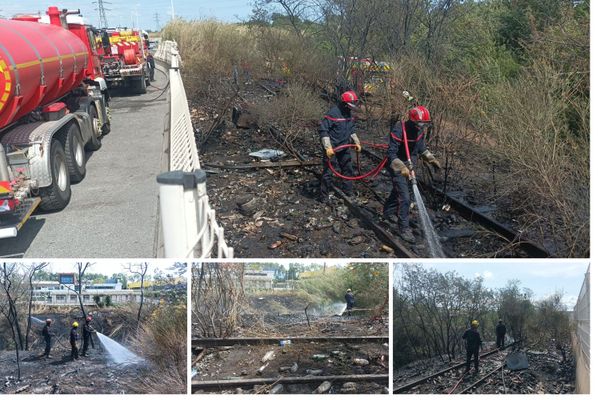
96 332 144 365
29 316 46 325
401 116 445 258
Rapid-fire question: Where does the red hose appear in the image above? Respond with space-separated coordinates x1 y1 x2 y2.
326 143 388 181
401 121 412 162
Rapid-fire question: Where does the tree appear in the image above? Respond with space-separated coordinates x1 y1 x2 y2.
496 280 534 341
126 262 149 327
0 263 26 379
25 262 48 350
193 263 245 337
65 262 94 318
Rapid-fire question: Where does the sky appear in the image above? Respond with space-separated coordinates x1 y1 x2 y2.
393 260 589 309
0 0 255 30
39 260 182 276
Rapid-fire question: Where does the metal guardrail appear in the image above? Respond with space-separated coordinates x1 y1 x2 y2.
573 265 590 367
155 40 233 258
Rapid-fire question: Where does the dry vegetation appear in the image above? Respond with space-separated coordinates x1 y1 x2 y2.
162 0 589 257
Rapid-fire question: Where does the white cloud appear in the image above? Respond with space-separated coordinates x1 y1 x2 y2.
527 263 588 278
474 271 494 280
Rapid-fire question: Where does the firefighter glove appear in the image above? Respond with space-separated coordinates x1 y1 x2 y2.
421 149 441 171
351 133 361 152
391 158 410 178
321 137 335 158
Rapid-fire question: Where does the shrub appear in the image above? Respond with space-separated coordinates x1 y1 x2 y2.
129 302 187 394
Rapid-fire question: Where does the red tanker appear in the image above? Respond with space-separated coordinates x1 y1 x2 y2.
0 9 91 129
0 6 111 237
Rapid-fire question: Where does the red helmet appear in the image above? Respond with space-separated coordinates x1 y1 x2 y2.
408 106 431 123
340 90 358 108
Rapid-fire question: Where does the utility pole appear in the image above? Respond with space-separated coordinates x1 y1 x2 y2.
153 12 160 32
92 0 110 28
170 0 175 20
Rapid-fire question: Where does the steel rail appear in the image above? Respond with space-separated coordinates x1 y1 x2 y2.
360 148 550 258
456 364 504 394
393 341 520 393
332 186 416 257
191 373 389 391
192 335 389 347
421 181 551 257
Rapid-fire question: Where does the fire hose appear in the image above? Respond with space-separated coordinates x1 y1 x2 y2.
326 143 388 180
325 125 416 182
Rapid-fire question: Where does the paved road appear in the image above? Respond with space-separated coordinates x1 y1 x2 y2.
0 69 169 258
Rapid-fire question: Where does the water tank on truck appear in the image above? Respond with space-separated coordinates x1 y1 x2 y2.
0 6 111 238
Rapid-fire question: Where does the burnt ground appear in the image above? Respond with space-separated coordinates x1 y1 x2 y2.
393 344 576 394
0 349 146 394
192 293 389 394
0 309 168 394
190 79 540 258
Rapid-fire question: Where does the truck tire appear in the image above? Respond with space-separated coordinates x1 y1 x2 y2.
39 139 72 212
86 105 102 151
61 123 86 183
102 122 111 135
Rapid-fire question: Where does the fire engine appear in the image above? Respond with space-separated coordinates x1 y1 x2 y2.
96 28 150 94
0 6 110 238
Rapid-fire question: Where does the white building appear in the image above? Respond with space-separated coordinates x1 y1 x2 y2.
32 278 142 306
243 271 274 290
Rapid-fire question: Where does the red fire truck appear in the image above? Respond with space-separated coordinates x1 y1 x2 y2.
0 6 110 238
96 28 150 94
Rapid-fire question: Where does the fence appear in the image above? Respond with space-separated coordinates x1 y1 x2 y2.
573 265 590 394
154 40 233 258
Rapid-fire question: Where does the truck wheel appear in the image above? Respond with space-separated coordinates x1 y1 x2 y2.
102 122 111 135
86 106 102 151
61 123 86 183
39 140 72 212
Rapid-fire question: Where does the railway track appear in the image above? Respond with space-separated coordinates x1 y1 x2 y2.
393 341 520 394
192 334 389 394
323 147 551 258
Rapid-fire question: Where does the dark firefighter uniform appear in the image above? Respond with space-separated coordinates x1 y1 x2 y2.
462 327 483 373
496 321 507 348
383 120 426 229
81 320 95 357
319 104 356 199
42 323 54 358
345 291 355 312
147 53 155 81
70 326 79 360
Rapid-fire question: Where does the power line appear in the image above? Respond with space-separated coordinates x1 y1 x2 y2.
92 0 111 29
154 12 160 31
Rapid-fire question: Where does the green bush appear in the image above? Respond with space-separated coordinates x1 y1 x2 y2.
298 264 388 309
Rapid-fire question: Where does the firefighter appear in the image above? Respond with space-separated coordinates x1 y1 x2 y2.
70 322 80 361
463 320 483 374
496 319 507 349
147 53 155 82
319 90 362 202
80 316 96 357
42 319 55 359
383 105 441 242
345 289 355 316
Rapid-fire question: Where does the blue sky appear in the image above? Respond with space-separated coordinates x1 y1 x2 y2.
393 260 589 309
0 0 255 30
